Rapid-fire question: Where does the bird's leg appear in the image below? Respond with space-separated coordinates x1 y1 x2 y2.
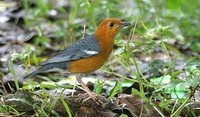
76 75 97 101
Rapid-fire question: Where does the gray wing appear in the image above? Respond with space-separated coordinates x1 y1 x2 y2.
41 34 100 65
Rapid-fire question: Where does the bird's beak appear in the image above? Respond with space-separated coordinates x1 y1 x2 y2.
120 22 131 27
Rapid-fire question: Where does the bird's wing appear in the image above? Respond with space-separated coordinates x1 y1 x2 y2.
40 34 100 65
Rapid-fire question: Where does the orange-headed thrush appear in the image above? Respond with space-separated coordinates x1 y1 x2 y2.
24 18 130 100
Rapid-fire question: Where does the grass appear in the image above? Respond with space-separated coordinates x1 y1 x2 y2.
1 0 200 116
59 96 72 117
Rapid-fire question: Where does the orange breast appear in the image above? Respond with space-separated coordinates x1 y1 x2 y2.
68 52 109 73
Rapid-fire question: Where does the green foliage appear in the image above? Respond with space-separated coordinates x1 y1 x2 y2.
120 114 128 117
94 79 103 95
184 57 200 88
59 96 72 117
8 55 19 91
109 81 121 99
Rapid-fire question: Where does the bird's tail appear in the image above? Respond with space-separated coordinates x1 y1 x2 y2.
24 64 54 80
24 62 68 80
24 68 44 80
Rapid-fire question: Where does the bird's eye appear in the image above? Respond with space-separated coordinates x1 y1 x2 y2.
109 22 115 27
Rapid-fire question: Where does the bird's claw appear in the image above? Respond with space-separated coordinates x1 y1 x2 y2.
82 93 103 105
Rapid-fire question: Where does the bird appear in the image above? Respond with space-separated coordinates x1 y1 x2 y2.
24 18 131 100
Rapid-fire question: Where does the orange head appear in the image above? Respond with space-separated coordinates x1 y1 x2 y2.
94 18 130 39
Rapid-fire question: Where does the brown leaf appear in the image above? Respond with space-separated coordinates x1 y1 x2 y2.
117 94 161 117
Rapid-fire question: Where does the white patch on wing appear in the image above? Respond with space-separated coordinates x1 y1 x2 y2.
83 50 98 55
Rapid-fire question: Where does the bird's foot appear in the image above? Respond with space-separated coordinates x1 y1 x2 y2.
76 76 103 104
82 93 103 105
